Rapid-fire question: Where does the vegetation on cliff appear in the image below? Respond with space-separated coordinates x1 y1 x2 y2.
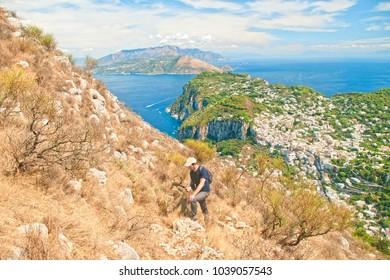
168 71 390 256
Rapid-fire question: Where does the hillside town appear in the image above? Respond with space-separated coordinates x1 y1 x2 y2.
169 72 389 241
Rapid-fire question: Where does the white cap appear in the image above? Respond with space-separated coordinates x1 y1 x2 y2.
184 157 197 167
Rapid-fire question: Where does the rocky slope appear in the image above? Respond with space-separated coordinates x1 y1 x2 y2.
0 8 386 260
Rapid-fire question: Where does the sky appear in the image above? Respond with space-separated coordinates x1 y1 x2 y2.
1 0 390 59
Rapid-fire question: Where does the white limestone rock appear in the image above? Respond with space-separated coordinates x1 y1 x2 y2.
120 188 134 205
18 223 48 239
69 178 83 192
114 241 139 260
16 61 29 69
58 233 74 253
88 168 107 188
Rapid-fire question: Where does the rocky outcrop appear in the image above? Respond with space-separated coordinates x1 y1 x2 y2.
167 87 203 121
173 55 222 74
178 119 252 141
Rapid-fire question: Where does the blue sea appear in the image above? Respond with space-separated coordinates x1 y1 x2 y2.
94 59 390 137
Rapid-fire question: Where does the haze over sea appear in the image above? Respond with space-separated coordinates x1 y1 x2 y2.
95 59 390 137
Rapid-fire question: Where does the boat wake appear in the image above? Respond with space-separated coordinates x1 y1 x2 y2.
146 97 174 108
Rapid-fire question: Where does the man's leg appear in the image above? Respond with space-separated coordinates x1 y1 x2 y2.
191 192 209 221
190 199 198 220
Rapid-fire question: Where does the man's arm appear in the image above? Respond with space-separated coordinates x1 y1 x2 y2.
189 178 206 201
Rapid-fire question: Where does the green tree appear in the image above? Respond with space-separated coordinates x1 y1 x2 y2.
84 55 98 76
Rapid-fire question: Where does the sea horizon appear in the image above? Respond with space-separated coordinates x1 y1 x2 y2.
95 58 390 137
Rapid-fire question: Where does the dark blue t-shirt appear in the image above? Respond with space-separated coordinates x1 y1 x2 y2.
190 166 210 193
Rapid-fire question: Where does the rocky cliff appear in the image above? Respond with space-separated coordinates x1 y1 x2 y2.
178 119 252 141
168 71 261 141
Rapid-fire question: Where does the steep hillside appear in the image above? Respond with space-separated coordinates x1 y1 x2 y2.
94 55 225 75
0 8 386 260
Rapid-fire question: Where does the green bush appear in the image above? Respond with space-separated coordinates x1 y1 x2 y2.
216 139 245 157
22 25 56 51
39 34 57 51
23 25 43 39
185 139 216 163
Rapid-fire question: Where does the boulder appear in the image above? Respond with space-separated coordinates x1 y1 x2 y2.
340 237 349 250
89 89 108 116
16 61 29 69
58 233 74 253
69 178 83 192
88 168 107 188
198 246 224 260
114 150 127 161
113 241 139 260
120 188 134 205
18 223 48 239
173 218 205 236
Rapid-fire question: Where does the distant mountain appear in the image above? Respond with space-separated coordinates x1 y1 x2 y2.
98 45 226 66
94 55 229 74
95 46 231 74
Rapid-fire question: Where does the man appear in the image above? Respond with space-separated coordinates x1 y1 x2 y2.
184 157 210 223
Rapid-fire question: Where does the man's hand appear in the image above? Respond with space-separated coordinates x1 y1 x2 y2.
189 194 195 202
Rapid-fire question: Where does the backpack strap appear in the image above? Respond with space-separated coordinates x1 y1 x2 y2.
200 166 210 183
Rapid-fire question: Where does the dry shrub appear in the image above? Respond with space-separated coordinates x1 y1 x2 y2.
231 230 266 259
0 65 37 106
114 160 152 204
34 166 70 194
278 186 352 247
0 70 105 177
184 139 216 163
21 230 49 260
256 181 353 247
221 165 246 206
166 152 188 185
0 42 13 67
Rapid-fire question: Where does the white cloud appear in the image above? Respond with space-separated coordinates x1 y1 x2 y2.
252 13 338 32
366 24 382 31
310 37 390 51
179 0 242 11
311 0 356 13
247 0 356 32
247 0 311 15
248 0 356 15
362 16 388 22
376 2 390 11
